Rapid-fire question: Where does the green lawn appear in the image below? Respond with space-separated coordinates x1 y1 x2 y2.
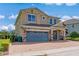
0 39 10 45
66 37 79 41
66 37 71 40
70 37 79 41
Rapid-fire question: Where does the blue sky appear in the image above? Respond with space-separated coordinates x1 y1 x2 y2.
0 3 79 31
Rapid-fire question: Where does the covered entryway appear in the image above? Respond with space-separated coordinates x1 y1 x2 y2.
26 31 49 42
53 30 64 40
51 22 66 41
53 30 57 40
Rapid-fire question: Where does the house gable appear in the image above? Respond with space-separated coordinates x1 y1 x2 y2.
15 8 60 26
15 8 49 25
15 8 61 35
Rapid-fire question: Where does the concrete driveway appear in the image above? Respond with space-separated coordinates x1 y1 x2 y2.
8 46 79 56
9 40 79 55
49 46 79 56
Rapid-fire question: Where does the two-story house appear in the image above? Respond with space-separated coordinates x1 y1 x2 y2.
64 19 79 36
15 8 66 42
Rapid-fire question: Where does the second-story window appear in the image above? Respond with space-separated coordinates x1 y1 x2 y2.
54 18 57 24
28 14 35 22
49 18 52 25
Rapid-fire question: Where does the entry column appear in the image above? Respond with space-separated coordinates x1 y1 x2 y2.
50 29 53 41
22 30 26 42
63 30 66 40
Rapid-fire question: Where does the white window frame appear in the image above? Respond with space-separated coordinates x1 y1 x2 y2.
42 16 45 20
49 18 53 25
28 14 36 23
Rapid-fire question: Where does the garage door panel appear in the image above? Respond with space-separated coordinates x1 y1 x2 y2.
26 31 48 42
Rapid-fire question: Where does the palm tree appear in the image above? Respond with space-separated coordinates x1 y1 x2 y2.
9 30 15 42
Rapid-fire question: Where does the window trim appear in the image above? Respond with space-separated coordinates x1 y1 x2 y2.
42 16 45 20
49 18 53 25
27 14 36 23
54 18 57 24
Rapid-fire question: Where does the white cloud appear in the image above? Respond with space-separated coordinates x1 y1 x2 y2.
60 16 71 22
72 16 79 19
8 24 15 30
31 4 35 6
61 15 71 19
60 16 79 22
44 11 48 14
44 3 63 6
8 14 18 19
65 3 77 6
0 15 5 20
44 3 53 5
44 3 77 6
1 25 8 31
0 24 15 31
60 19 66 22
55 3 63 6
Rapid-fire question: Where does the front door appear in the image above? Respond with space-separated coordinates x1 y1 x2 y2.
53 31 57 40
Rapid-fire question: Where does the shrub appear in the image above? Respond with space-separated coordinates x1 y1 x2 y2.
68 37 79 41
0 46 4 51
16 35 22 42
66 36 71 40
0 43 9 52
70 31 79 38
10 35 15 42
1 43 9 52
0 39 10 52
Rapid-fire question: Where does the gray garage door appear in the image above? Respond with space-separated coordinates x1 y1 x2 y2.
26 31 48 42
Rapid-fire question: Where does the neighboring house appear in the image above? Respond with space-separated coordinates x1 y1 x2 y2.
64 19 79 36
15 8 66 42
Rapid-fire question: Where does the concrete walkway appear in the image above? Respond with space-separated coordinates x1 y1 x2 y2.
8 46 79 56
